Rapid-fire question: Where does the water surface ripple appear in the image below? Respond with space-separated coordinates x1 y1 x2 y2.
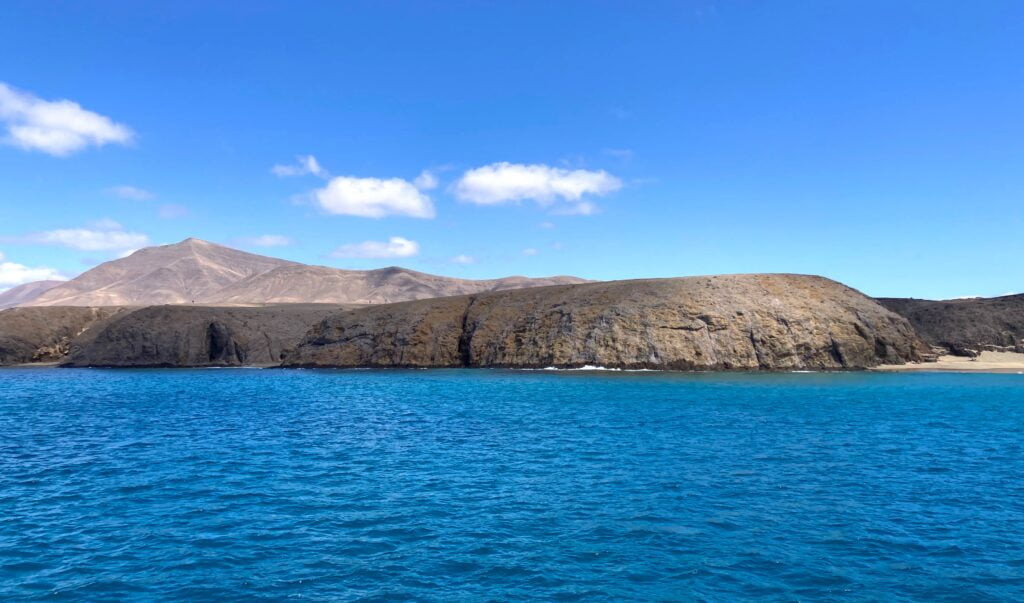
1 369 1023 600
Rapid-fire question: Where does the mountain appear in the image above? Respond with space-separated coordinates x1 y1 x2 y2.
23 238 587 307
210 264 589 305
0 280 65 309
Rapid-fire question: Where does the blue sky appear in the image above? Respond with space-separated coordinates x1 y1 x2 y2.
1 1 1021 299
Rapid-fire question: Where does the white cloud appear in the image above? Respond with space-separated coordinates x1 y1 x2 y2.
315 176 435 219
236 235 293 247
451 254 475 265
272 155 327 178
0 82 134 156
522 247 539 256
413 170 439 190
330 237 420 259
157 204 189 219
0 256 66 289
24 220 149 251
108 185 155 201
453 162 621 214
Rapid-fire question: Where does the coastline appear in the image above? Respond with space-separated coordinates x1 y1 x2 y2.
873 351 1024 374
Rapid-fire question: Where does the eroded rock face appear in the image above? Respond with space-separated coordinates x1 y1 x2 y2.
0 307 126 365
285 275 928 370
879 295 1024 354
63 305 348 367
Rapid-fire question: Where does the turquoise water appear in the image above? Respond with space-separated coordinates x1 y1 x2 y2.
1 369 1023 601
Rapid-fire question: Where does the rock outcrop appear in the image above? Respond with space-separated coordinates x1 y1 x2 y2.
0 306 127 364
284 274 928 370
879 294 1024 355
1 275 933 370
63 304 350 367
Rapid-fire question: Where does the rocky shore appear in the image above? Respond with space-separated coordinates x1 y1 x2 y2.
62 305 350 367
0 273 957 371
879 294 1024 357
282 274 927 370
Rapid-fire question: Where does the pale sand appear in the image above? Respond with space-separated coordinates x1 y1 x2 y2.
873 351 1024 373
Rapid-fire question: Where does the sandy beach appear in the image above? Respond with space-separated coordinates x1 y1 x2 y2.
874 351 1024 373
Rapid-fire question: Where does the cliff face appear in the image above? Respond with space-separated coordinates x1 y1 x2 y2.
63 305 350 367
0 307 127 364
879 295 1024 354
2 275 930 370
285 274 928 370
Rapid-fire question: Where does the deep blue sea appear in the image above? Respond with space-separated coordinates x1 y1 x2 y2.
1 369 1023 601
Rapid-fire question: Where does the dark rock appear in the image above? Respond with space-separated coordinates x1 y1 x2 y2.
62 305 347 367
0 307 127 365
285 274 928 370
878 294 1024 354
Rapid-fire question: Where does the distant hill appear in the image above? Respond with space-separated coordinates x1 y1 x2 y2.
878 294 1024 353
22 238 587 307
0 280 65 309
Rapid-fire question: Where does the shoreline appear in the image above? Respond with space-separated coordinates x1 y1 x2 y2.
873 351 1024 374
3 360 1022 374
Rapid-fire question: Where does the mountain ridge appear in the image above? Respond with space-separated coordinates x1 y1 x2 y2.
21 238 588 307
0 280 65 309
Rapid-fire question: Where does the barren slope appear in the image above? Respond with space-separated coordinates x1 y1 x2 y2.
285 274 928 370
22 238 587 307
0 280 65 309
30 239 295 306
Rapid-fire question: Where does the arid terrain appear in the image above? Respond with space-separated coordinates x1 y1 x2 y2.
1 240 1020 371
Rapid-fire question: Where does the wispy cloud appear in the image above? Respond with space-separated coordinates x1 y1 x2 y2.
608 107 632 120
157 204 189 219
235 234 294 248
315 176 435 219
330 236 420 259
17 219 149 251
272 154 328 178
552 200 598 216
453 162 621 214
522 247 539 256
0 82 134 156
413 170 439 190
451 254 475 265
603 148 634 161
108 185 155 201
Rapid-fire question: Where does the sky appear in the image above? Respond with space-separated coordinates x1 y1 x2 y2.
1 1 1022 299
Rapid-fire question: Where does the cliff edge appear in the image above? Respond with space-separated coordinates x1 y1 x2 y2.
284 274 928 370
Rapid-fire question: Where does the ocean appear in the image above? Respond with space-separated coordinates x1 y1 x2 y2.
1 368 1022 600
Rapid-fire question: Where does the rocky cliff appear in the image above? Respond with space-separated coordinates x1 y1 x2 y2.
879 294 1024 355
284 274 928 370
0 306 127 364
63 304 350 367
